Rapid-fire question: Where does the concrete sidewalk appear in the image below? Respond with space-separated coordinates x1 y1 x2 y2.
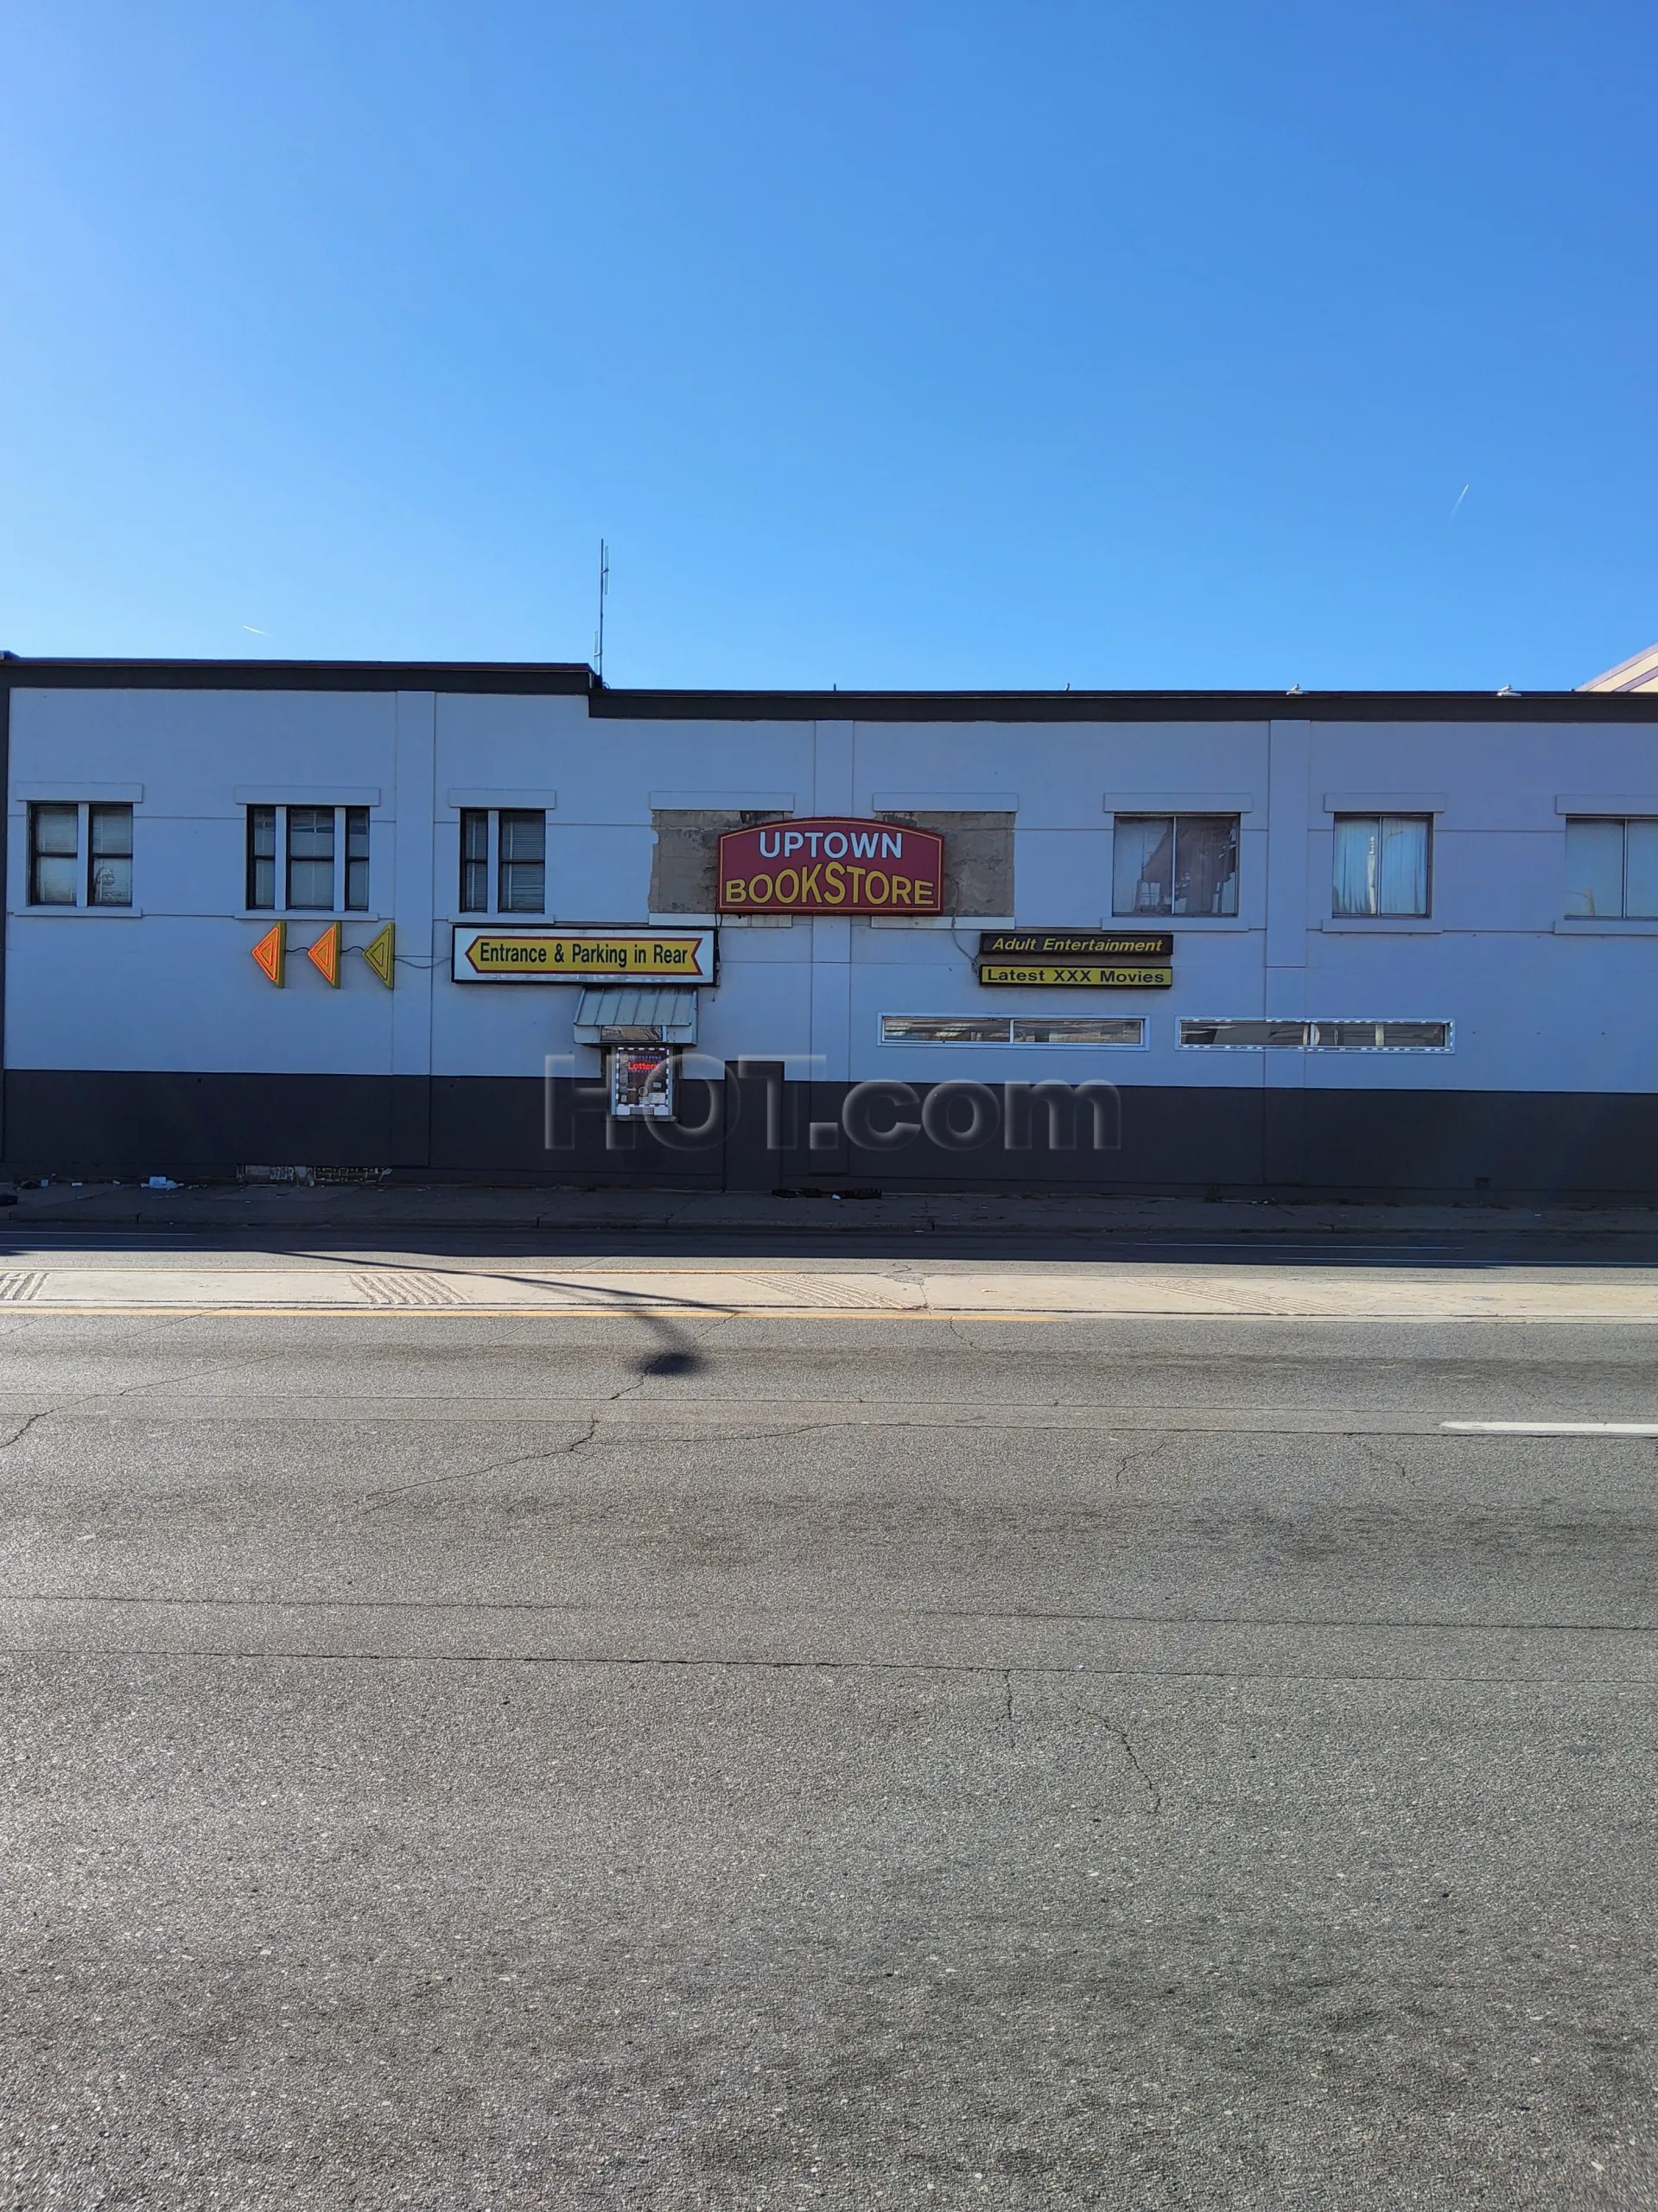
4 1250 1658 1320
3 1175 1658 1240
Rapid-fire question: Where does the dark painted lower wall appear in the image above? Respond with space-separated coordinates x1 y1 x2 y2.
8 1067 1658 1200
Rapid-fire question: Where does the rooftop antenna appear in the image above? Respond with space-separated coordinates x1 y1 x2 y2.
594 539 610 682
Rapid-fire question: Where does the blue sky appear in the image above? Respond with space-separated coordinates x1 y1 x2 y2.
2 1 1654 689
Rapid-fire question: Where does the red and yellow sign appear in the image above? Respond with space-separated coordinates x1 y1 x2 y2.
251 921 285 987
718 818 944 916
306 920 342 988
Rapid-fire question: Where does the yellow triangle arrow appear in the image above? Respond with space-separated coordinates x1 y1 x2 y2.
362 921 396 988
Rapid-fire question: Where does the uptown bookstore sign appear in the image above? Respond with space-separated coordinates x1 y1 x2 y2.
719 818 944 916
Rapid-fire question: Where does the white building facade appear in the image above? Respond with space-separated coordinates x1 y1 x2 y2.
6 656 1658 1198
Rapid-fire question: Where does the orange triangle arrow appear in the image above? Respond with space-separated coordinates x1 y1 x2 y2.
251 921 286 986
361 921 395 988
306 920 342 988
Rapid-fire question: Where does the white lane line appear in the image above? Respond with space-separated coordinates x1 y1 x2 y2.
1441 1421 1658 1435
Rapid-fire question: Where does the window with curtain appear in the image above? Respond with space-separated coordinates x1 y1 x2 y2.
1565 818 1658 918
343 807 370 912
1111 814 1239 918
498 810 546 913
88 804 133 906
246 804 371 912
457 809 548 911
29 804 80 906
1331 815 1431 918
247 806 277 909
285 808 336 910
29 802 135 908
457 808 548 915
460 810 490 912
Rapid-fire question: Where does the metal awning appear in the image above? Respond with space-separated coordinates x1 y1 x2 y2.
572 987 698 1046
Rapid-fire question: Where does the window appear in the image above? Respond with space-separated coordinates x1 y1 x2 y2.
247 806 276 909
1112 815 1238 918
1309 1020 1451 1051
1011 1016 1144 1045
29 804 79 906
245 804 372 913
457 808 548 916
28 802 134 908
1332 815 1431 917
1178 1019 1306 1049
344 807 370 912
460 810 489 912
286 807 334 910
1564 817 1658 918
1179 1017 1452 1051
499 810 545 913
88 804 132 906
880 1014 1146 1046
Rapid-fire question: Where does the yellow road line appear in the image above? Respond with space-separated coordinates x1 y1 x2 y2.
3 1303 1057 1320
5 1303 1658 1324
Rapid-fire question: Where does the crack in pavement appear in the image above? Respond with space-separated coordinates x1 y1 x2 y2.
0 1409 54 1452
0 1643 1645 1687
357 1421 600 1512
1114 1723 1162 1815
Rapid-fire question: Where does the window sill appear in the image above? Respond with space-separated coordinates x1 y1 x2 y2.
238 910 386 925
448 913 553 926
1103 914 1249 931
16 905 144 919
868 916 1008 930
1554 918 1658 936
1320 918 1440 934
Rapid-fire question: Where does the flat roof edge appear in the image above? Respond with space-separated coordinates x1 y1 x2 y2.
592 689 1658 722
0 658 597 695
3 661 1656 721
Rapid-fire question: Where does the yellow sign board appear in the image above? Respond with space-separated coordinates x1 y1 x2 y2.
452 926 716 983
977 961 1174 988
362 921 396 988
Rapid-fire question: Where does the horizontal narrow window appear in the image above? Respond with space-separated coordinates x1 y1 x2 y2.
1182 1018 1453 1051
881 1014 1147 1046
1010 1017 1144 1046
881 1016 1012 1044
1309 1020 1452 1051
1179 1019 1307 1049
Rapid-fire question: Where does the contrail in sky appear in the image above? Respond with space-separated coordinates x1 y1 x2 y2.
1448 485 1470 520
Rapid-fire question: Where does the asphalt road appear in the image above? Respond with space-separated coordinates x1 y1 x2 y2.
1 1272 1655 2209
